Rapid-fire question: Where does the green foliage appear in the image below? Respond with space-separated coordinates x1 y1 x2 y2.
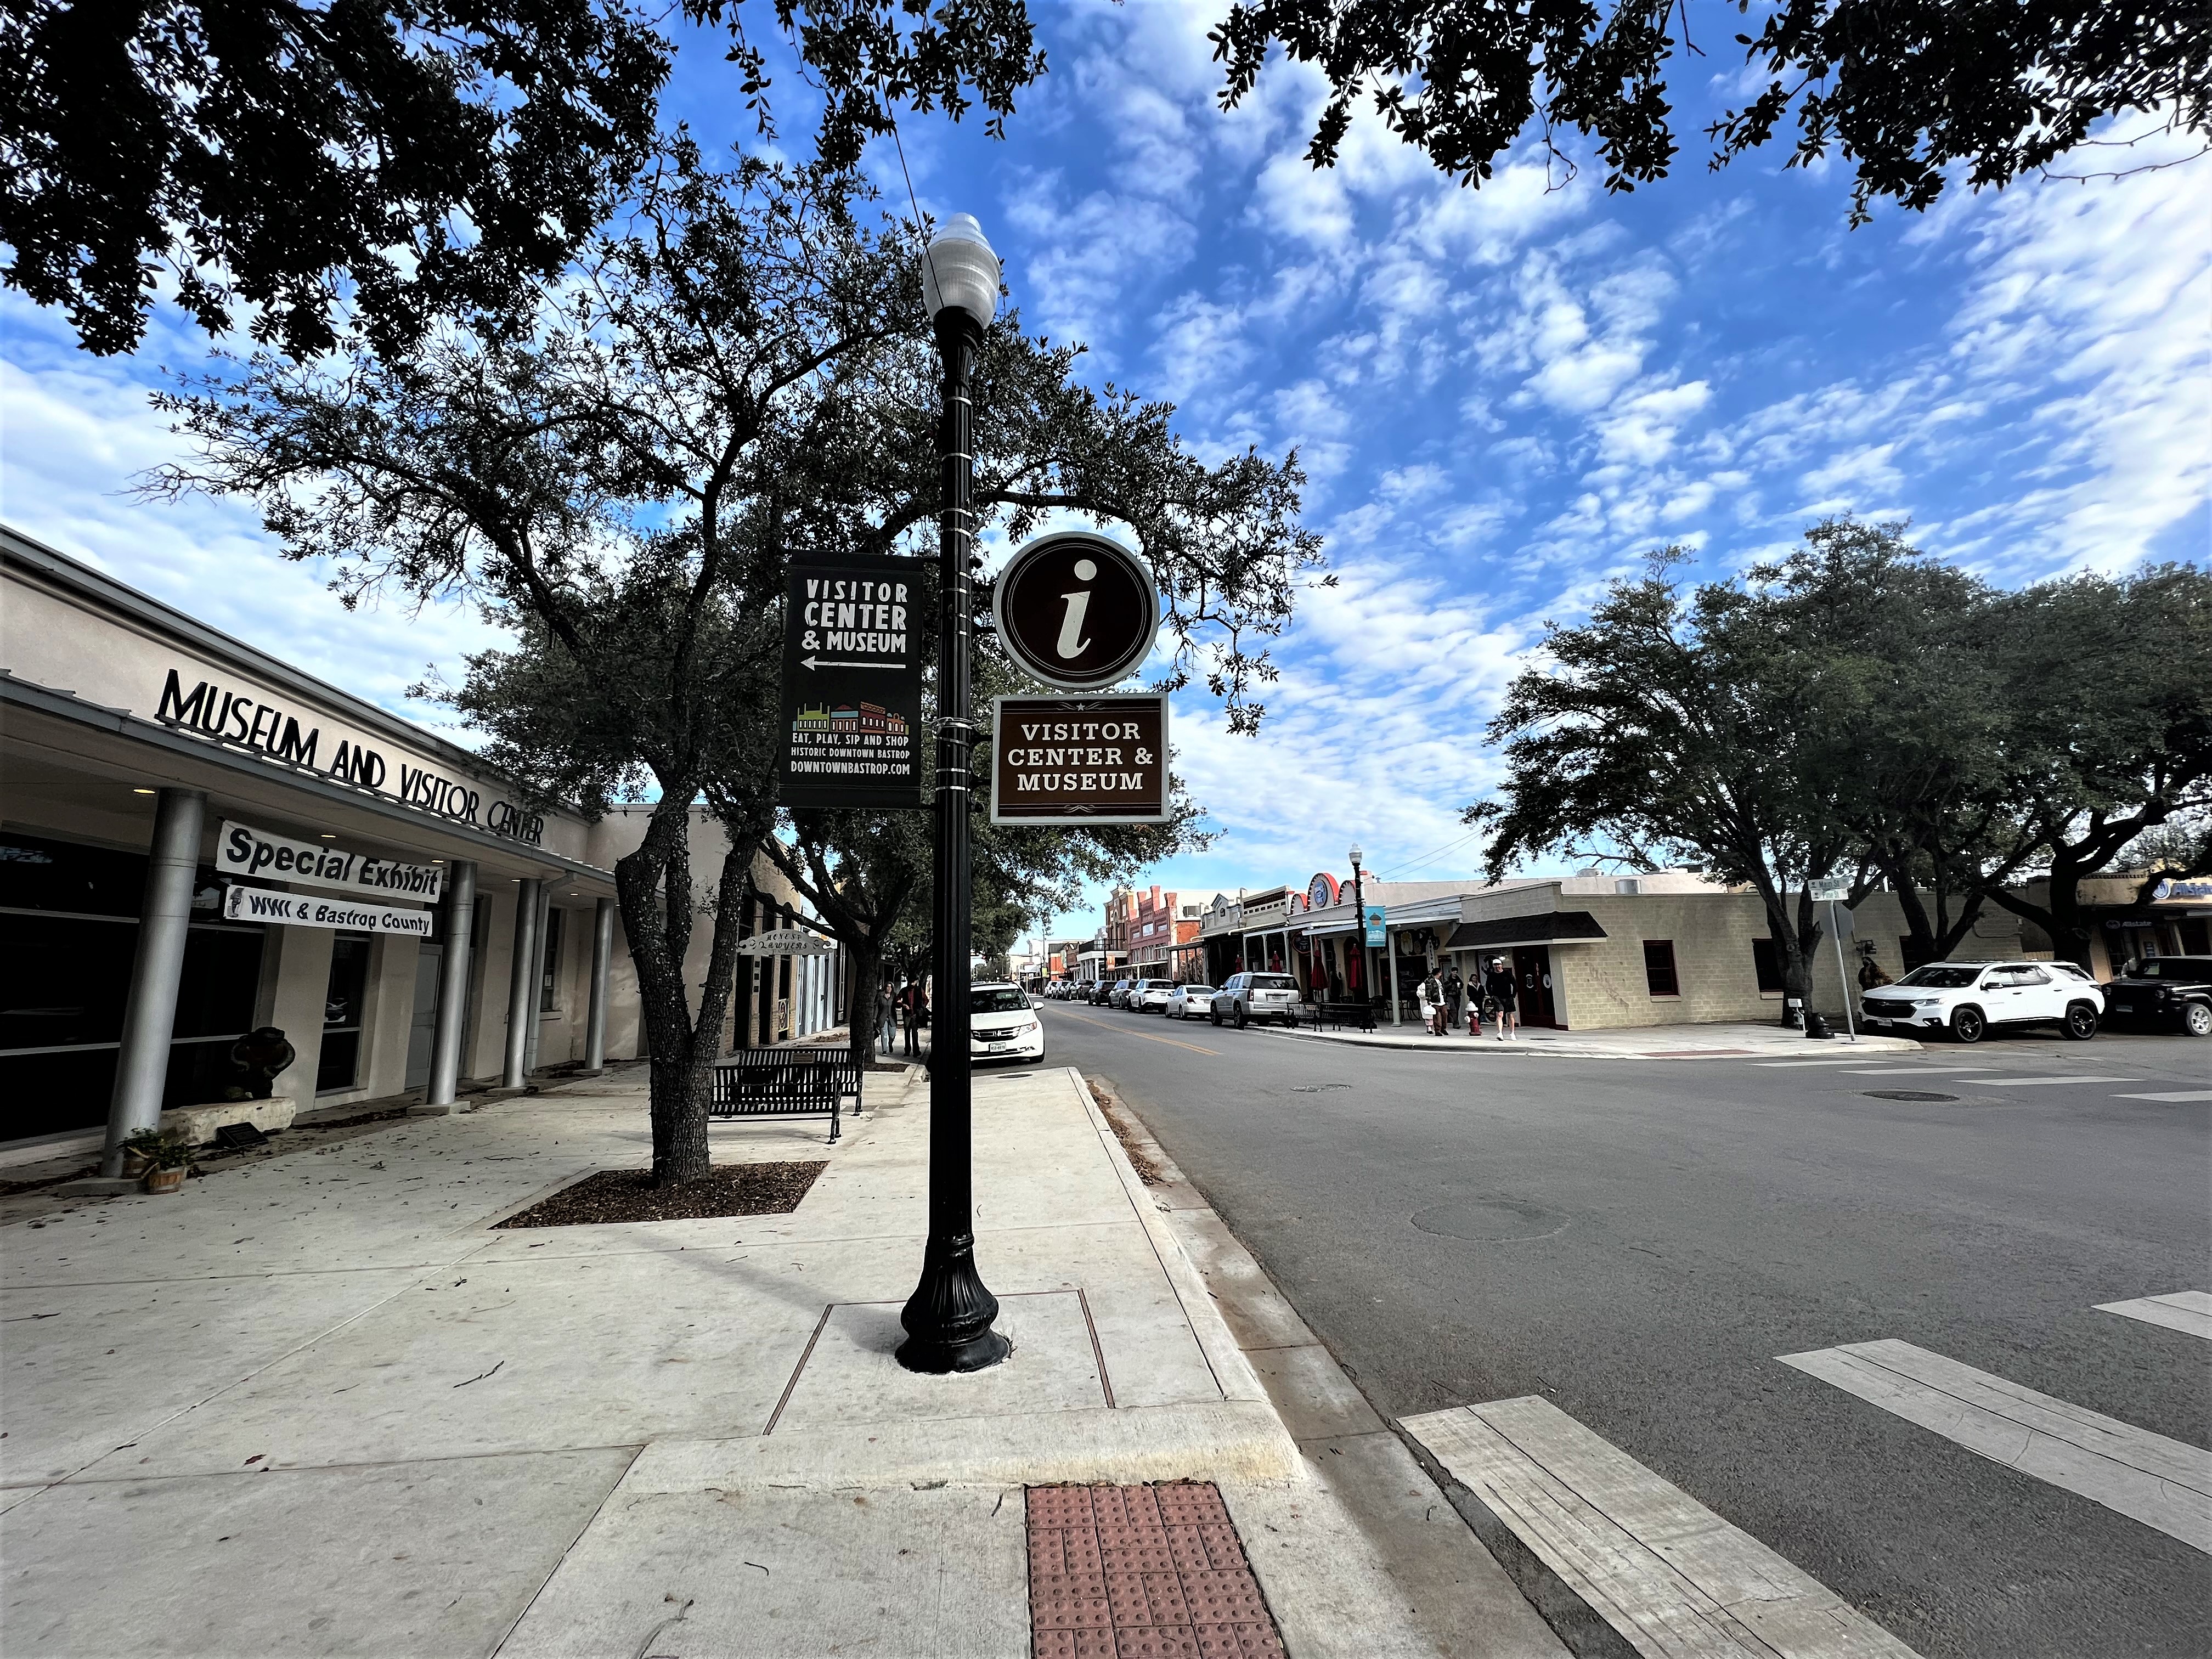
1473 518 2212 977
123 1127 194 1169
1209 1 2208 223
1 0 1043 358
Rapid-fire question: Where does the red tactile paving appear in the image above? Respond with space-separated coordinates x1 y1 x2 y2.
1028 1482 1287 1659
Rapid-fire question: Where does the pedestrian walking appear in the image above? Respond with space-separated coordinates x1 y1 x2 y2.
876 981 898 1053
1442 966 1463 1034
1485 956 1519 1040
1420 967 1446 1035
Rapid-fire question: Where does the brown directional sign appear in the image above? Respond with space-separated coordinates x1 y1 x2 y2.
990 695 1170 825
991 531 1159 690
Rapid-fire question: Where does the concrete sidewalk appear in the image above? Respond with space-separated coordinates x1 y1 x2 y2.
1265 1019 1922 1060
2 1061 1554 1656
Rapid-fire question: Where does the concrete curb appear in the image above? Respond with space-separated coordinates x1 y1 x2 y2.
1261 1025 1925 1059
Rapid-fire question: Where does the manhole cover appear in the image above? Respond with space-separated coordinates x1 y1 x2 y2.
1863 1090 1959 1102
1409 1198 1569 1242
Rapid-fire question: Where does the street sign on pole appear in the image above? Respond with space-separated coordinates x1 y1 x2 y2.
992 531 1160 690
989 695 1170 825
1807 876 1851 901
778 553 928 809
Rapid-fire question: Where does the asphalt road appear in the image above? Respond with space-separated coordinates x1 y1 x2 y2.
1033 1000 2212 1658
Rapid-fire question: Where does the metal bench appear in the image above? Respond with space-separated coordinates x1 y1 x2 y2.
710 1048 862 1144
1302 1000 1378 1032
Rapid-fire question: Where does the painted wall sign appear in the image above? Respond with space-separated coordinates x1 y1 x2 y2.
778 555 928 809
155 666 545 844
1306 872 1341 909
737 928 839 957
223 886 435 937
216 820 444 902
2153 878 2212 901
992 532 1159 690
989 694 1170 825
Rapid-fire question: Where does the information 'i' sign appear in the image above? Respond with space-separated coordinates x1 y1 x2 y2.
991 531 1160 690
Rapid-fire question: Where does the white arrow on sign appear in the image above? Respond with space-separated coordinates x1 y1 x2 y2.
800 656 901 670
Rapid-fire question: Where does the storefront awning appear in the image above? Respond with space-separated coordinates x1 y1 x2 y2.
1443 911 1609 952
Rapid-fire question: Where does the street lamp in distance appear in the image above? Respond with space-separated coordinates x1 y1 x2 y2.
1348 843 1364 1000
899 213 1011 1376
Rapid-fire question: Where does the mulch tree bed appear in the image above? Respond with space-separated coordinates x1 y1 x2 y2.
496 1160 828 1228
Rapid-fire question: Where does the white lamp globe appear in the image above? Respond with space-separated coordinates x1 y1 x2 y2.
1348 843 1363 869
921 213 1001 331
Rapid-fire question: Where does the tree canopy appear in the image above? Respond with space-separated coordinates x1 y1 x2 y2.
1 0 1041 358
149 142 1319 1177
1472 521 2212 983
1209 1 2210 222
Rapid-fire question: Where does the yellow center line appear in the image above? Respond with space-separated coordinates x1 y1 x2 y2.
1048 1005 1221 1057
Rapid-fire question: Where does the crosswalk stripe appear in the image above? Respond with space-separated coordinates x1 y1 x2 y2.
1743 1066 1902 1079
1839 1068 1993 1076
1959 1075 2134 1087
2114 1090 2212 1103
2096 1291 2212 1342
1778 1340 2211 1553
1401 1397 1920 1658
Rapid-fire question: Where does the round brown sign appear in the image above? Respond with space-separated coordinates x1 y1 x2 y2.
991 531 1159 690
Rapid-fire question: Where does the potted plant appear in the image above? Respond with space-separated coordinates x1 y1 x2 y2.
127 1128 194 1194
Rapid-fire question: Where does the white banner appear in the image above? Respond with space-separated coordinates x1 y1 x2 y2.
737 927 837 956
224 885 435 937
217 819 443 903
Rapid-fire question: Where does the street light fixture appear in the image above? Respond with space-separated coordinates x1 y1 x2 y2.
898 213 1011 1375
1348 844 1365 1000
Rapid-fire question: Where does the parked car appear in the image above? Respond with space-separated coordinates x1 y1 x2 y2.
1132 979 1177 1013
1859 960 2102 1043
1164 984 1216 1020
1087 980 1115 1006
1211 971 1301 1028
969 982 1045 1063
1108 978 1139 1009
2100 956 2212 1037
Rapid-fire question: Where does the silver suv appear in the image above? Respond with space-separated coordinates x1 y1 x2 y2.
1211 971 1301 1028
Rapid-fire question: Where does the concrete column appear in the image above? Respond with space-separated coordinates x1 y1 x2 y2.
583 896 614 1073
425 861 477 1108
1386 932 1402 1026
522 884 551 1072
502 878 541 1088
101 787 206 1176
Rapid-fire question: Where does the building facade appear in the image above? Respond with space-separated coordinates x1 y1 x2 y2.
0 526 823 1169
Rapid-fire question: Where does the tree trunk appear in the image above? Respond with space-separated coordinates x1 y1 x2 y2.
848 938 884 1073
1987 846 2101 970
612 795 761 1187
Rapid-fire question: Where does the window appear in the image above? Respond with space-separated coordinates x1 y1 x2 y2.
318 933 374 1091
1751 938 1785 993
539 907 563 1013
1643 940 1680 997
1615 877 1641 895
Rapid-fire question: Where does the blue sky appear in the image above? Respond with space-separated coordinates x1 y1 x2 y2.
4 2 2206 946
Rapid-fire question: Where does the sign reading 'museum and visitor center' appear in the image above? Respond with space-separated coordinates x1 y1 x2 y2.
155 666 546 845
777 535 1166 822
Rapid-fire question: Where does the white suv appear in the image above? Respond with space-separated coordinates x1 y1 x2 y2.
1132 979 1177 1013
969 982 1045 1063
1860 960 2103 1043
1211 972 1301 1028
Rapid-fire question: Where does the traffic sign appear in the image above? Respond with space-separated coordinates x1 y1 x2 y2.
1808 877 1851 902
989 694 1170 825
779 554 928 809
991 531 1159 690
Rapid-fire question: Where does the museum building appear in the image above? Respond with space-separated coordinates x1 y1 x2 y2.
1 525 828 1171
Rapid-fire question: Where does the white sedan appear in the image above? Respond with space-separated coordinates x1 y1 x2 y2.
1859 960 2102 1043
969 983 1045 1063
1164 984 1216 1020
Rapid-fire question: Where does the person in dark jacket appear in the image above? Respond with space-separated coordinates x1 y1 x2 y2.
1485 956 1519 1040
1442 967 1464 1033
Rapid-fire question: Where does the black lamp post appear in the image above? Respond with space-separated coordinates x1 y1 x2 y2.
898 214 1011 1375
1348 843 1364 998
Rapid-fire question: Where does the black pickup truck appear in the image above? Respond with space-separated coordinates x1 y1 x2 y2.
2101 956 2212 1037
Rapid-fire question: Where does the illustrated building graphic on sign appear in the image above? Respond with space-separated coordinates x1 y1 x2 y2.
792 702 908 737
